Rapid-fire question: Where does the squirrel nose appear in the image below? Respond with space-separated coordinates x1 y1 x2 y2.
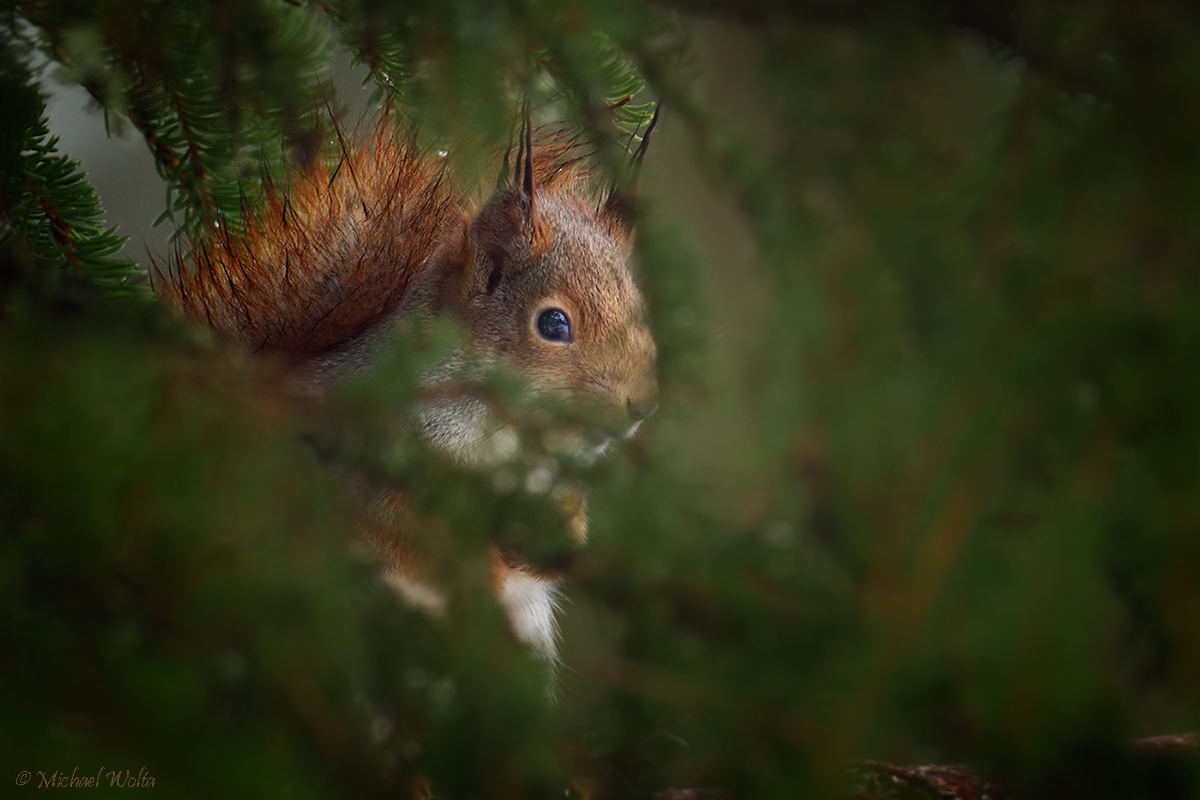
626 392 658 423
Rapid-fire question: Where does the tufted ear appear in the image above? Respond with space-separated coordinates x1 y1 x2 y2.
516 103 538 233
473 106 552 295
496 103 539 230
600 103 661 243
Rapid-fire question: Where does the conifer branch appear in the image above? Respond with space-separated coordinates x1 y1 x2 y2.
0 114 146 296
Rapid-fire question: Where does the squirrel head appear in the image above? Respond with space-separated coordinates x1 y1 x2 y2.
420 127 659 464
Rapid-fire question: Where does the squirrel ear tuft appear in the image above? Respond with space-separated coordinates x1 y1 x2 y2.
599 103 661 244
482 105 552 280
516 102 542 237
518 110 554 258
469 102 570 295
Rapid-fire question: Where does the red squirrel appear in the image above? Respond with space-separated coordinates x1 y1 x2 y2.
156 110 659 664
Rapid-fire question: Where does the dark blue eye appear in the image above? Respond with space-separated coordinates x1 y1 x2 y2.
536 308 572 343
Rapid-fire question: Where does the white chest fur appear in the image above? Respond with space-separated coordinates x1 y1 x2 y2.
498 570 561 665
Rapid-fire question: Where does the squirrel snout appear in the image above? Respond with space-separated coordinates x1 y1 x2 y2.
625 386 659 423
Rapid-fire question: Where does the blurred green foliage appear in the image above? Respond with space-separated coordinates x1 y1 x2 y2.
3 1 1200 799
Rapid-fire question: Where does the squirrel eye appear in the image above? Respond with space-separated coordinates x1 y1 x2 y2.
536 308 572 343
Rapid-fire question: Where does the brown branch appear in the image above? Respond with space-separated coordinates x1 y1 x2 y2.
163 84 216 221
1131 732 1200 755
29 178 81 272
860 761 1011 800
852 733 1197 800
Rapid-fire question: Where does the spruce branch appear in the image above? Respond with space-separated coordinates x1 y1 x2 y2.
317 0 412 106
15 0 335 239
0 114 145 296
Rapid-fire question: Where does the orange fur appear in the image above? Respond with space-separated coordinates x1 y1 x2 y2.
156 122 600 358
156 114 657 668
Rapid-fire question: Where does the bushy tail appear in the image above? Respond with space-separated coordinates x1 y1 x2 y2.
155 121 466 358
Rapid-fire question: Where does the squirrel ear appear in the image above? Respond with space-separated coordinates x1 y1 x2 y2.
506 105 551 261
600 103 661 242
515 101 539 231
600 190 636 243
472 103 560 296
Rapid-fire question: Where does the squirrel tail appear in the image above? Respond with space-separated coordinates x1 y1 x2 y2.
154 119 466 358
156 117 607 358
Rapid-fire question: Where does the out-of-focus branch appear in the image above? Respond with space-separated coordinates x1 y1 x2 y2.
650 0 1114 99
853 733 1198 800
